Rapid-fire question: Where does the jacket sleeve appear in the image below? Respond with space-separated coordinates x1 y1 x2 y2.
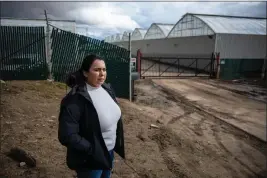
58 97 92 154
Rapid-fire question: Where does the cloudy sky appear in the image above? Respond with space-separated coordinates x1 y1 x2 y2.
1 1 266 39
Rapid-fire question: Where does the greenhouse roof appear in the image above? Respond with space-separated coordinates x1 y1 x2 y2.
138 29 147 38
144 23 174 39
115 34 123 41
132 28 147 40
156 24 174 36
190 13 266 35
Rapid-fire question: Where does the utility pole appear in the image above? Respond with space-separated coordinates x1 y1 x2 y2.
128 33 132 102
44 10 53 80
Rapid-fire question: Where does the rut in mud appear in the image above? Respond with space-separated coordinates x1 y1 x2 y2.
133 79 267 178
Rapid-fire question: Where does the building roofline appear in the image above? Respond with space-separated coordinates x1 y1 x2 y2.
152 23 175 26
135 28 147 30
123 31 132 34
186 13 267 20
1 17 76 22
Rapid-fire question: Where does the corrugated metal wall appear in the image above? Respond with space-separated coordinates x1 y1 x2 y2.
112 36 215 72
216 34 266 80
112 35 215 56
216 34 266 59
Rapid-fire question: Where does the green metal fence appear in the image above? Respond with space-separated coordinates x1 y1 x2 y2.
0 26 130 98
50 27 130 98
0 26 48 80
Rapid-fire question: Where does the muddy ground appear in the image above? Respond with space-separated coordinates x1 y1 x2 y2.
0 79 266 178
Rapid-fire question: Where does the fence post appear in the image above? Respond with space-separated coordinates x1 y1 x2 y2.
216 52 220 79
128 33 132 102
195 58 198 76
44 10 53 80
137 49 141 78
210 53 214 78
158 58 160 77
262 55 267 80
178 58 180 73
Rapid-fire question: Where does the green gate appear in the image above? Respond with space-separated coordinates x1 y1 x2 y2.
50 27 130 98
0 26 48 80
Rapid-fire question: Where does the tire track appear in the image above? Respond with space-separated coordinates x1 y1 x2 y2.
150 127 209 178
135 79 267 177
191 117 205 136
239 142 263 170
211 125 258 177
151 80 267 154
167 111 193 125
150 128 189 178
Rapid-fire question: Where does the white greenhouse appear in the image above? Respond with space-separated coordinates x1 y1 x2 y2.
167 13 266 60
144 23 174 39
131 28 147 41
114 34 123 42
104 36 112 43
121 31 132 41
168 13 266 37
109 12 266 80
110 35 116 43
166 13 266 79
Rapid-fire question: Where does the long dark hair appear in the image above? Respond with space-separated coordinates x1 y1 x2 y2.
66 54 105 88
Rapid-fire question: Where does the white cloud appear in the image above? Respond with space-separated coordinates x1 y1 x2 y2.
61 1 267 39
67 2 140 31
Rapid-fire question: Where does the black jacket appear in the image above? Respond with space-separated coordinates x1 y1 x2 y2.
58 82 125 170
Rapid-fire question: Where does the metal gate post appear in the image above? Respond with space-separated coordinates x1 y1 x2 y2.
158 58 160 77
178 58 180 73
137 49 141 78
216 52 220 79
195 58 198 76
44 10 53 80
210 52 214 78
128 33 132 102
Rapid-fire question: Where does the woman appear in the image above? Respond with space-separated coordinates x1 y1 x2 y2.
58 54 125 178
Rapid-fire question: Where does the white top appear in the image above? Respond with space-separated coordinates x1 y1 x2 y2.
86 83 121 151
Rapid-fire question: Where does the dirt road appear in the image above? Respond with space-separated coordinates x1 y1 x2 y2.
152 79 266 142
0 79 266 178
127 79 266 178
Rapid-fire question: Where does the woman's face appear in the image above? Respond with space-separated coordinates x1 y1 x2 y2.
84 59 107 87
